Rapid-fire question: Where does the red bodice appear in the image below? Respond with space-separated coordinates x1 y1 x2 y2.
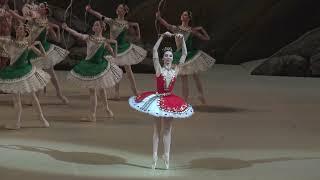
156 74 176 93
134 74 188 113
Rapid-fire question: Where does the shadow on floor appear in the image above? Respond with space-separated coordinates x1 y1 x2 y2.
0 145 126 165
188 157 320 170
193 105 249 113
0 145 153 169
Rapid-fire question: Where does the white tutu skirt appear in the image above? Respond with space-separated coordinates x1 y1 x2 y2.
107 44 147 66
128 93 194 119
0 67 51 94
32 45 69 69
67 62 123 89
178 51 216 75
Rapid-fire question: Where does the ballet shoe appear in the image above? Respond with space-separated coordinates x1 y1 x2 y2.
162 154 170 170
152 155 158 170
5 122 21 130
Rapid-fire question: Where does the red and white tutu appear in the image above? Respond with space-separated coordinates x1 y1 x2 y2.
129 74 194 119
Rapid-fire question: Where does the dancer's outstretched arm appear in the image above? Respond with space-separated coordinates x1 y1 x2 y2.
85 5 112 23
61 23 88 41
0 37 11 44
153 34 163 76
8 9 30 23
153 31 174 76
156 11 176 32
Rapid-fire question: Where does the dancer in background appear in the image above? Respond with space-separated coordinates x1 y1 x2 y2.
0 0 12 70
0 22 51 130
86 3 147 100
129 32 194 170
62 20 122 122
9 2 69 104
156 10 215 104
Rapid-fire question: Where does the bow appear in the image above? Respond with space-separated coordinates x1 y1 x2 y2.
62 0 73 49
84 0 92 29
155 0 166 37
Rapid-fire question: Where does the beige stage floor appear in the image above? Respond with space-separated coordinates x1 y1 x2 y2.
0 65 320 180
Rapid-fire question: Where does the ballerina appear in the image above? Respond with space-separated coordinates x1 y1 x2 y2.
129 32 194 170
156 10 215 104
62 20 123 122
86 3 147 100
0 22 51 130
9 2 69 104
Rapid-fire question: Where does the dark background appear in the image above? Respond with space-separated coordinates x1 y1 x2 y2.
11 0 320 76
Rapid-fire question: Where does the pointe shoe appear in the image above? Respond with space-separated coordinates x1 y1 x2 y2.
162 154 170 170
80 114 96 122
105 109 114 119
5 123 21 130
152 155 158 170
58 95 69 105
88 114 96 122
184 96 190 103
198 95 207 105
40 117 50 128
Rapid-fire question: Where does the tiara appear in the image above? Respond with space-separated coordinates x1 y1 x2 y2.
162 47 173 53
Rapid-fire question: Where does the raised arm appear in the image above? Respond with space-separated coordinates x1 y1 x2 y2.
85 5 112 23
156 11 177 32
61 23 88 41
0 37 12 44
128 22 141 40
153 34 164 76
178 34 187 64
175 34 187 74
48 22 61 42
8 9 30 23
192 26 210 41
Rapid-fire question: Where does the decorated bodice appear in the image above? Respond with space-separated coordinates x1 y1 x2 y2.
174 26 194 51
106 19 129 43
2 39 30 66
85 35 107 63
156 68 176 93
31 17 50 50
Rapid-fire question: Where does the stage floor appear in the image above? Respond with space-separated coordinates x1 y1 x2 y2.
0 65 320 180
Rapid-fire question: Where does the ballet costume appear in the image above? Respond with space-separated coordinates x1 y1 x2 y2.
129 68 194 118
172 26 215 75
67 35 122 89
28 17 69 70
0 38 50 94
104 18 147 66
129 67 194 169
0 37 51 129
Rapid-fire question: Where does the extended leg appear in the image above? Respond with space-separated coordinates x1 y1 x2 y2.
124 65 138 96
181 75 190 102
99 88 114 118
152 118 162 169
88 88 97 122
5 93 22 130
192 73 206 105
162 118 173 170
46 67 69 104
32 92 49 128
114 83 120 100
